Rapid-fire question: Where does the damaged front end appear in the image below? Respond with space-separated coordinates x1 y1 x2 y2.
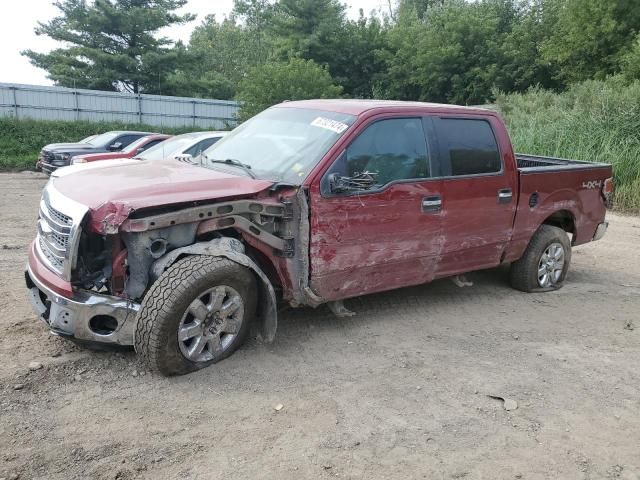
27 181 309 346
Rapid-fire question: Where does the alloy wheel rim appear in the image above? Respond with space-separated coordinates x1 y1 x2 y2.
537 242 565 288
177 285 244 363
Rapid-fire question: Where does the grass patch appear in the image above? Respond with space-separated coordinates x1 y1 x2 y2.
496 77 640 211
0 117 211 170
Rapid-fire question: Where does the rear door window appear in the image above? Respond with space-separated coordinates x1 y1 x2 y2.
138 138 165 153
115 134 144 149
434 118 501 176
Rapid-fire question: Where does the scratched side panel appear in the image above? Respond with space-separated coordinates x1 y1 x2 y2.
504 166 611 262
309 181 444 301
435 173 517 277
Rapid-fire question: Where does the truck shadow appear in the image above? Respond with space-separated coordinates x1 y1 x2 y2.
265 264 514 342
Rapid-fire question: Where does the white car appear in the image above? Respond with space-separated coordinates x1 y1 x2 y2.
71 131 227 166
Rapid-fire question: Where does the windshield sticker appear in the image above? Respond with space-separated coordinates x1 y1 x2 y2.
311 117 349 134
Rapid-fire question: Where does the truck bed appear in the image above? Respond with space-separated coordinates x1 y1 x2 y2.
512 153 612 249
516 154 610 173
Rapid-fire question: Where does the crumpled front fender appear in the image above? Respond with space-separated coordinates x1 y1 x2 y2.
90 201 134 234
149 237 278 343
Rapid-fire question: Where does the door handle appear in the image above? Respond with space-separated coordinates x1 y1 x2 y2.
422 195 442 213
497 188 513 204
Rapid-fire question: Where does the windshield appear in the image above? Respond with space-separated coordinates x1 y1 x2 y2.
84 132 120 146
80 134 98 144
201 107 356 183
137 133 203 161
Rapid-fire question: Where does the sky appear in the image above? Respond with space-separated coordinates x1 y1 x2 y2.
0 0 390 86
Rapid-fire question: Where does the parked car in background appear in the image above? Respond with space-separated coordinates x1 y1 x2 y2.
37 130 154 174
54 131 229 177
70 134 171 165
129 131 228 164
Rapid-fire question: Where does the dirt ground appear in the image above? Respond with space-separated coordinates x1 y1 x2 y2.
0 172 639 480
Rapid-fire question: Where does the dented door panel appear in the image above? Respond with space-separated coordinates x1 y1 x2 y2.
309 180 443 301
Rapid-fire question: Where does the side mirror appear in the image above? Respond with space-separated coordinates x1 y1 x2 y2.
329 171 378 193
135 146 146 154
328 173 347 193
108 142 123 151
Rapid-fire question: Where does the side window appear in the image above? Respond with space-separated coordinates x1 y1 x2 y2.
326 118 430 192
138 139 164 153
184 137 220 157
114 135 140 149
435 118 501 176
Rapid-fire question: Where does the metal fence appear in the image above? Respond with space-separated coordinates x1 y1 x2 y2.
0 82 239 129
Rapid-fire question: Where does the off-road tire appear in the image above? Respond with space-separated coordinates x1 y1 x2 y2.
134 255 256 376
509 225 572 293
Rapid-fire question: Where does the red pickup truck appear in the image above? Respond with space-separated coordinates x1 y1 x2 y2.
26 100 612 375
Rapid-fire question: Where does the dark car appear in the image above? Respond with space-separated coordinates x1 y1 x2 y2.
37 130 154 175
70 134 172 165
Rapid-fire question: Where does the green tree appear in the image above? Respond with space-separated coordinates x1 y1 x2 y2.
269 0 347 66
163 68 236 100
266 1 387 98
22 0 194 93
330 12 388 98
497 0 562 93
397 0 446 20
233 0 275 30
236 58 342 120
621 34 640 81
541 0 640 83
379 0 518 104
166 14 271 99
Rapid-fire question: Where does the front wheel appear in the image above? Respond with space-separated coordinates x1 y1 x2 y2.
510 225 572 293
134 255 257 376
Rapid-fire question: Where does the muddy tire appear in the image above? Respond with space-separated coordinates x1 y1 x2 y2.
134 255 256 376
509 225 572 293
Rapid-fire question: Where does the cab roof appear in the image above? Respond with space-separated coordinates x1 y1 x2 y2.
273 99 495 117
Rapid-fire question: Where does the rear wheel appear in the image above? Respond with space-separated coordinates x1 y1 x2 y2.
510 225 571 292
134 255 256 376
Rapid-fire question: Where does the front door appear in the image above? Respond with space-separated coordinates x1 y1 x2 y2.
308 116 444 301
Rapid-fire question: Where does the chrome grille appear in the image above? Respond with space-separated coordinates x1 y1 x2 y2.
45 203 72 226
37 210 70 275
40 150 54 162
38 236 64 270
36 186 86 279
50 230 70 248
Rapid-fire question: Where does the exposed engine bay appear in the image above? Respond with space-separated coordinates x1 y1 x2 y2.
72 195 296 299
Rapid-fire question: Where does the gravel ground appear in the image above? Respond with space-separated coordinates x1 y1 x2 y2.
1 172 639 480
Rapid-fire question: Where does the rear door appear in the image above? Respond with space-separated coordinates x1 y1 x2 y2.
308 115 444 301
433 116 518 275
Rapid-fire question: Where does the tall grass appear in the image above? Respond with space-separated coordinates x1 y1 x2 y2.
0 118 212 170
496 77 640 211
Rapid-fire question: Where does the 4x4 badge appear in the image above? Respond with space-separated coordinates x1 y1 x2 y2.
582 180 602 189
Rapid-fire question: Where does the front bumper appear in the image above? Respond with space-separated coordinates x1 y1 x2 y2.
593 222 608 241
25 265 140 346
40 162 59 175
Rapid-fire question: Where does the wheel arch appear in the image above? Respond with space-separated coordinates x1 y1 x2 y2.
149 237 278 343
541 209 576 242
